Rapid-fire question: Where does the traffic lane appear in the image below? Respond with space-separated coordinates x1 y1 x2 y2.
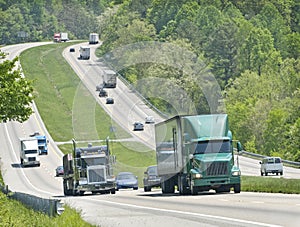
63 43 159 148
64 190 298 227
239 155 300 179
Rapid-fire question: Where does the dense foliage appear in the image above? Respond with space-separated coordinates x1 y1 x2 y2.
98 0 300 161
1 0 299 160
0 51 34 122
0 0 110 44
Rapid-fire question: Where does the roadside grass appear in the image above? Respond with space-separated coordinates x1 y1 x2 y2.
242 176 300 194
0 192 94 227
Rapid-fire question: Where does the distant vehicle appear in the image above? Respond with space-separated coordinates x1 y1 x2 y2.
20 137 40 167
53 33 61 42
99 89 108 97
143 165 161 192
56 166 64 177
30 132 49 155
106 97 114 104
79 46 90 60
145 116 155 124
69 47 75 52
60 32 69 42
133 122 144 131
96 84 104 91
103 69 117 88
260 157 283 176
53 32 69 42
89 33 99 44
116 172 138 190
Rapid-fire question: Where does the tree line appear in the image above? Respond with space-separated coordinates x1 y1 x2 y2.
1 0 299 161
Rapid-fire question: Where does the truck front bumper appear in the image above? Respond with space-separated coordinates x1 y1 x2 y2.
192 176 240 188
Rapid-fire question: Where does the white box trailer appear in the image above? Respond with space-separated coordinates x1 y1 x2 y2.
89 33 99 44
20 137 40 167
79 46 90 60
60 33 69 42
103 69 117 88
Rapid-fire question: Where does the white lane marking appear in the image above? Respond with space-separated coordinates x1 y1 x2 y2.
81 197 282 227
252 201 264 204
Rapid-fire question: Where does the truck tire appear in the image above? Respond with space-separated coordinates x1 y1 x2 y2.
162 178 175 194
191 186 199 195
63 181 69 196
234 184 241 193
178 175 190 195
144 186 151 192
111 188 116 194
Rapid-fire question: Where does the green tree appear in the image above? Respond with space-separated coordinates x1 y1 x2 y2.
0 51 34 122
238 27 282 75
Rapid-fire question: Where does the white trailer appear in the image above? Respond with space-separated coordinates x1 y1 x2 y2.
60 33 69 42
103 69 117 88
79 46 90 60
89 33 99 44
20 137 40 167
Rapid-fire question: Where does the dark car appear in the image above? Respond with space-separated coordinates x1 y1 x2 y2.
143 165 161 192
133 122 144 131
69 47 75 52
55 166 64 177
106 97 114 104
116 172 138 190
99 89 108 97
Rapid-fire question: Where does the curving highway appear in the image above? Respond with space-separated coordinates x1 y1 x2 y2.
1 42 300 227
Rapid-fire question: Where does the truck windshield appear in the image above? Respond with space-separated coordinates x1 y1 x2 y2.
25 150 38 154
83 157 106 166
194 140 231 154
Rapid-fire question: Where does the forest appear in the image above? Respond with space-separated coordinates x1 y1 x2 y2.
0 0 299 161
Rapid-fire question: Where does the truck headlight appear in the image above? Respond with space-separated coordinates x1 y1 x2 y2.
232 171 241 176
192 173 202 179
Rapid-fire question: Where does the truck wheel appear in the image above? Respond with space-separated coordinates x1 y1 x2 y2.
162 178 175 194
265 172 268 176
234 184 241 193
63 181 69 196
144 186 151 192
191 186 199 195
261 171 263 176
178 175 191 195
280 171 283 175
111 188 116 194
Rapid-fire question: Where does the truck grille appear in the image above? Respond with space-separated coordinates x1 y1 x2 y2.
88 167 106 184
28 157 36 161
205 162 228 176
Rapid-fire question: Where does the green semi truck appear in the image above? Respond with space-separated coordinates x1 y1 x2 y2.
155 114 242 195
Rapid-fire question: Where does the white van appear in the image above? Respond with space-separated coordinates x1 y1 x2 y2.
260 157 283 176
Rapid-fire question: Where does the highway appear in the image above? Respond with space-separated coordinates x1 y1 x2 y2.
1 42 300 227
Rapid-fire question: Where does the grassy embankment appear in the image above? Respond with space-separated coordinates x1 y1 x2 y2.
1 39 300 227
0 167 94 226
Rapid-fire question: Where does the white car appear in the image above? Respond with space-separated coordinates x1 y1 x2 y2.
145 116 155 124
260 157 283 176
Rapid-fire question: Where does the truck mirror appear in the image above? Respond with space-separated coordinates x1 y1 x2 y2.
189 154 194 160
237 142 242 152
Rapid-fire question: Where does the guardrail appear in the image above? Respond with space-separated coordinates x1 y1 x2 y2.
240 150 300 167
0 184 64 216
